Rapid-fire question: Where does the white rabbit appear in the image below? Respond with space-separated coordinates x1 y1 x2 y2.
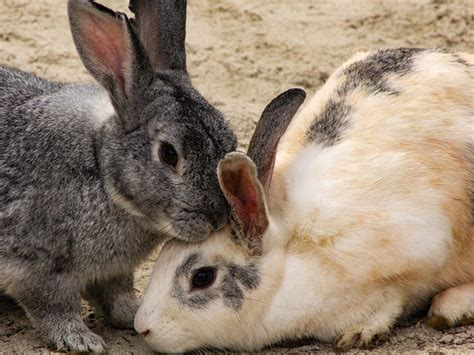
135 48 474 352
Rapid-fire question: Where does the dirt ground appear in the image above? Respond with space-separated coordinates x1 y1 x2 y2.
1 0 473 353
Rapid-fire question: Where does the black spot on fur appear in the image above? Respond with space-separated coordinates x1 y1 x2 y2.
307 48 425 147
221 263 260 310
173 283 219 309
221 274 244 309
339 48 425 96
452 54 471 68
173 253 220 309
228 263 259 290
307 100 352 147
176 253 199 276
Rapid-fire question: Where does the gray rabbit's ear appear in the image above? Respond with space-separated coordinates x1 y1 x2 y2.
218 152 268 257
129 0 187 72
68 0 152 108
247 88 306 192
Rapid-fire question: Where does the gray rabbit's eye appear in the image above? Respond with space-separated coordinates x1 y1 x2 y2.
159 142 178 168
191 267 217 290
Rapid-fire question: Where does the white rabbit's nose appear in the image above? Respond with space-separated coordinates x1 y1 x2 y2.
134 309 152 337
140 329 151 337
135 318 151 337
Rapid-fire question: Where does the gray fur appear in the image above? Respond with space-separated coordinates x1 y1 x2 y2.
176 253 199 276
247 88 306 190
222 263 259 310
129 0 187 71
0 0 236 351
172 254 260 311
307 100 352 147
228 263 259 290
452 54 472 68
339 48 425 96
222 274 244 309
307 48 424 147
173 253 219 309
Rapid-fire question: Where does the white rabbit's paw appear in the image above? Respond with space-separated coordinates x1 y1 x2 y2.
334 326 390 351
426 283 474 330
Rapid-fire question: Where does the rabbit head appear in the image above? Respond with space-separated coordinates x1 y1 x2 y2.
134 89 306 352
68 0 237 241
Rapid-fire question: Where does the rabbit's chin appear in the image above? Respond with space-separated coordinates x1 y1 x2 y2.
146 216 215 243
173 220 215 243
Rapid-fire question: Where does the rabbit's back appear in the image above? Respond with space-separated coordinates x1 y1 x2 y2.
275 49 473 294
0 67 62 107
277 49 472 164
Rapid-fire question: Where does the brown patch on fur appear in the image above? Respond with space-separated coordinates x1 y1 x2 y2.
286 226 348 279
317 237 334 249
399 137 472 245
378 269 424 288
429 86 472 110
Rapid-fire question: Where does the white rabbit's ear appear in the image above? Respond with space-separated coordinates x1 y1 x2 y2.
68 0 152 107
218 152 268 256
129 0 187 72
247 88 306 192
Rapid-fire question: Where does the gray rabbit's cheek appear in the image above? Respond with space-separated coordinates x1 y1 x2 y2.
307 48 425 148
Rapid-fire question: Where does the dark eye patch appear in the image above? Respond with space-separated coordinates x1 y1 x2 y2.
173 254 260 311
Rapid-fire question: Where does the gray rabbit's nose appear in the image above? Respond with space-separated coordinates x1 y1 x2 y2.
201 194 230 231
208 207 229 230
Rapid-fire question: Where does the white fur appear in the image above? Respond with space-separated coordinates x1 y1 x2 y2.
89 90 115 128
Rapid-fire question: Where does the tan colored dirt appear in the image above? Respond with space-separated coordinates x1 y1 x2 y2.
1 0 473 353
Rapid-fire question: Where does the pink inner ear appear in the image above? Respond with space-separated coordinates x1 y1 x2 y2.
82 11 127 93
222 168 259 236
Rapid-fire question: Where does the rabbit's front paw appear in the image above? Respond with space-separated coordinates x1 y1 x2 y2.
334 328 389 351
47 321 106 353
104 292 141 329
85 273 140 329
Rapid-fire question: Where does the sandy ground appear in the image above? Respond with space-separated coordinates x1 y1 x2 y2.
1 0 473 353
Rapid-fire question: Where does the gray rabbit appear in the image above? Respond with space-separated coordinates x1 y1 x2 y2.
0 0 236 352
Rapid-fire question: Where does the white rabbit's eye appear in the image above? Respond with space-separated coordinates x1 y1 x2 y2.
191 267 216 290
159 142 178 168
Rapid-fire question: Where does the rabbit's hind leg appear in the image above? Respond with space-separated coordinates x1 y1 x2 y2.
426 283 474 329
12 272 106 352
85 272 139 329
